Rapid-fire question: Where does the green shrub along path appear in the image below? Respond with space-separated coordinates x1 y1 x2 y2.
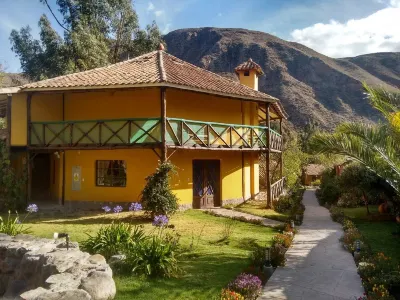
342 206 400 265
19 209 277 300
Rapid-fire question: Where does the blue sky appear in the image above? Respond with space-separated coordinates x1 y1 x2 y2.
0 0 399 72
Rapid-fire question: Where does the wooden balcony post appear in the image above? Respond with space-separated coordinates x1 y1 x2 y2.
6 94 11 151
266 102 272 208
27 93 32 203
279 118 283 179
161 87 167 162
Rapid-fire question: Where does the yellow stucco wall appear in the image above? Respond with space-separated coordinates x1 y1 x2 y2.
59 148 243 205
64 89 160 120
237 70 259 91
10 94 27 146
11 87 262 205
166 89 243 123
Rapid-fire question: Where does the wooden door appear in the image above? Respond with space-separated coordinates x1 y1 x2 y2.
193 160 220 209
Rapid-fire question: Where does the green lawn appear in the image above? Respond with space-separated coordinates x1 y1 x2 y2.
342 206 400 264
233 200 291 222
21 210 277 300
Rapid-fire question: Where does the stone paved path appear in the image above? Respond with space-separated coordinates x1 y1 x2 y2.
204 208 283 227
260 189 364 300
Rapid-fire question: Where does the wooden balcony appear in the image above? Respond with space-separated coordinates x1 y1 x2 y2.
29 117 283 151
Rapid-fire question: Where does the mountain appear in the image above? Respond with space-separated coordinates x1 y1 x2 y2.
164 27 399 129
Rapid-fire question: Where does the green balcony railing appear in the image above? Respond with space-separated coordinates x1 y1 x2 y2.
30 117 283 151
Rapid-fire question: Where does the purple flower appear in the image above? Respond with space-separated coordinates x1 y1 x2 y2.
113 205 123 213
129 202 142 212
228 273 262 299
152 215 169 227
102 206 111 213
26 204 38 213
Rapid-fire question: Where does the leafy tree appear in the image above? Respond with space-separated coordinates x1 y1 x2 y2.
10 0 163 80
140 161 179 217
309 84 400 201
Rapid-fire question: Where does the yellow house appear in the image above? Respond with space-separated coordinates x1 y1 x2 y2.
6 46 287 210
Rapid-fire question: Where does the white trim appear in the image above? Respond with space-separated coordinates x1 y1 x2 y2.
0 87 20 95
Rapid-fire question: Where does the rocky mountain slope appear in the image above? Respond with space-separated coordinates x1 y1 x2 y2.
164 27 399 129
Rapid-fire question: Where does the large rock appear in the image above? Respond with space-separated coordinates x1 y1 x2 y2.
0 234 115 299
80 271 116 300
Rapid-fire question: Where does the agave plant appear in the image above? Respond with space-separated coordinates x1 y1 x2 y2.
309 83 400 196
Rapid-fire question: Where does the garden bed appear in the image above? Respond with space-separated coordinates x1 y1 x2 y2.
18 210 278 300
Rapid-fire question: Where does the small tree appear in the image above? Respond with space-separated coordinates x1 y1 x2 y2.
140 161 179 217
0 141 26 211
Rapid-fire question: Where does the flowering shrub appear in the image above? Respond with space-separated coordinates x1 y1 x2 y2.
102 206 111 213
270 244 286 267
329 206 345 223
152 215 169 227
341 228 362 252
220 289 244 300
129 202 142 212
227 273 262 300
113 205 123 213
81 222 146 259
0 205 39 236
26 204 38 213
272 233 292 249
342 219 356 231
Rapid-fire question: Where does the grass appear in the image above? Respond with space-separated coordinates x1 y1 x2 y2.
342 205 400 264
233 200 291 222
17 209 277 300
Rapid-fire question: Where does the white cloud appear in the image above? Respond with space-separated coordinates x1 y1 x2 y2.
147 2 155 11
154 10 164 17
162 23 171 34
290 4 400 57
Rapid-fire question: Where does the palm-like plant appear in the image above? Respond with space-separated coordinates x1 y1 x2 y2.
309 83 400 195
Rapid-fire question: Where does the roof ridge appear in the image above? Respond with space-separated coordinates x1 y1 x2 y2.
158 51 167 82
162 52 277 101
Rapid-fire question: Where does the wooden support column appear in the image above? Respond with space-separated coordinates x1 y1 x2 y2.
279 118 283 179
61 93 66 205
266 103 272 208
160 87 167 162
6 94 12 151
26 93 32 203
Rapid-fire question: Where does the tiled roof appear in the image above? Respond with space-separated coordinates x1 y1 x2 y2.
235 58 264 76
21 50 287 118
304 164 325 176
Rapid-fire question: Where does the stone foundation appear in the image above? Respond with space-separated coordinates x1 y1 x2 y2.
0 234 115 300
221 197 248 207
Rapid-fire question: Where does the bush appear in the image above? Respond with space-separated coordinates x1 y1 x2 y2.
329 206 345 223
227 273 262 300
341 228 363 252
337 192 363 208
81 222 145 260
270 244 286 267
0 205 39 236
311 179 321 186
141 161 179 216
272 233 292 248
342 219 356 231
273 195 292 213
317 170 341 206
124 228 180 278
220 289 245 300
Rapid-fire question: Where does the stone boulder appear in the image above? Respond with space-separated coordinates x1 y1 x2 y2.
0 234 116 300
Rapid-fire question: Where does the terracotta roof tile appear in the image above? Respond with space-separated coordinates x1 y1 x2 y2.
235 58 264 76
304 164 326 176
21 50 287 118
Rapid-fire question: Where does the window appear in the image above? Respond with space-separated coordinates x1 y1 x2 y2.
244 71 250 76
96 160 127 187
